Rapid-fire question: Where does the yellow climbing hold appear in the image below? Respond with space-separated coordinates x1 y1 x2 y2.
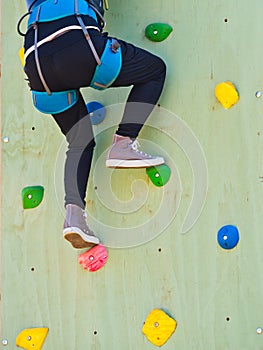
19 47 25 67
142 309 177 346
16 328 48 350
215 81 239 109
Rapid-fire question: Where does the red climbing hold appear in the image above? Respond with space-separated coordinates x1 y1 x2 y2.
78 244 108 272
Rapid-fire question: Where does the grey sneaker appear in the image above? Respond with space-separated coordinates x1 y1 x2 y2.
106 134 165 168
63 204 100 249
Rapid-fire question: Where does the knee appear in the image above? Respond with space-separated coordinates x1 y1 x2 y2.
66 119 95 150
160 57 167 76
67 137 96 152
155 56 166 81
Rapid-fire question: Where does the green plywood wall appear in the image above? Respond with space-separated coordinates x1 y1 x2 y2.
1 0 263 349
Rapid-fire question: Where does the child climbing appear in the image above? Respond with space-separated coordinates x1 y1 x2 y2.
19 0 166 248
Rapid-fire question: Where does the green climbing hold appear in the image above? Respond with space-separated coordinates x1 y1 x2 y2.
145 23 173 42
146 164 171 187
22 186 44 209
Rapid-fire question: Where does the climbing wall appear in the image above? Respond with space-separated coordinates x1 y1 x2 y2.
1 0 263 349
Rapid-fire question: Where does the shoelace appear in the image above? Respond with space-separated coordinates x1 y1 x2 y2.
130 140 149 156
81 210 93 234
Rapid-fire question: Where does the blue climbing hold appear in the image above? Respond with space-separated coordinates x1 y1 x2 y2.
86 101 106 125
217 225 239 250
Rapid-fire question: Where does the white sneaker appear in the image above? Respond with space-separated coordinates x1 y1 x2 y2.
106 134 165 168
63 204 100 249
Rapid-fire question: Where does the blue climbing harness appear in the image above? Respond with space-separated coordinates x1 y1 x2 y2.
32 90 79 114
90 38 122 90
27 0 97 27
21 0 122 114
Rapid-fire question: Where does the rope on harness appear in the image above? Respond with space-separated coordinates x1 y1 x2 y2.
17 0 40 36
88 3 106 29
17 12 31 36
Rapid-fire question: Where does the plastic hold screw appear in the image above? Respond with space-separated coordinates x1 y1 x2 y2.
146 164 171 187
22 186 44 209
145 23 173 42
217 225 239 250
2 339 8 346
256 327 263 334
2 136 9 143
16 328 48 350
142 309 177 347
78 244 108 272
86 101 106 125
214 81 239 109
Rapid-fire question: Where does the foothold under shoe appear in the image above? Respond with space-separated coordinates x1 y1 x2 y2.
146 164 171 186
78 244 108 272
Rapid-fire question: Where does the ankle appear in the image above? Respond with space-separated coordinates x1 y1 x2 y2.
65 203 85 211
113 134 131 143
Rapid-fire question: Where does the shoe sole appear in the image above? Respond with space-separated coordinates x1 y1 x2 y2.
106 157 165 168
63 227 100 249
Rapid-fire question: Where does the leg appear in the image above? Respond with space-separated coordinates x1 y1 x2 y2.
106 41 166 168
52 94 95 209
52 94 100 248
23 26 106 248
112 41 166 138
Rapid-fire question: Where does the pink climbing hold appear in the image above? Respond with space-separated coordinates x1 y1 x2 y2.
78 244 108 272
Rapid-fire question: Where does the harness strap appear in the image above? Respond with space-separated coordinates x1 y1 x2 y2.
90 38 122 90
32 89 79 114
33 6 51 94
75 0 101 66
24 25 100 62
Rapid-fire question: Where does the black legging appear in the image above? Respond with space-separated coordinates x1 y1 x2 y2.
24 15 166 209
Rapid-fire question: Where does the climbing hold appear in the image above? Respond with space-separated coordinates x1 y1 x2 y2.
214 81 239 109
145 23 173 42
86 101 106 125
19 47 25 66
21 186 44 209
78 244 108 272
146 164 171 187
217 225 239 250
142 309 177 347
16 328 48 350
